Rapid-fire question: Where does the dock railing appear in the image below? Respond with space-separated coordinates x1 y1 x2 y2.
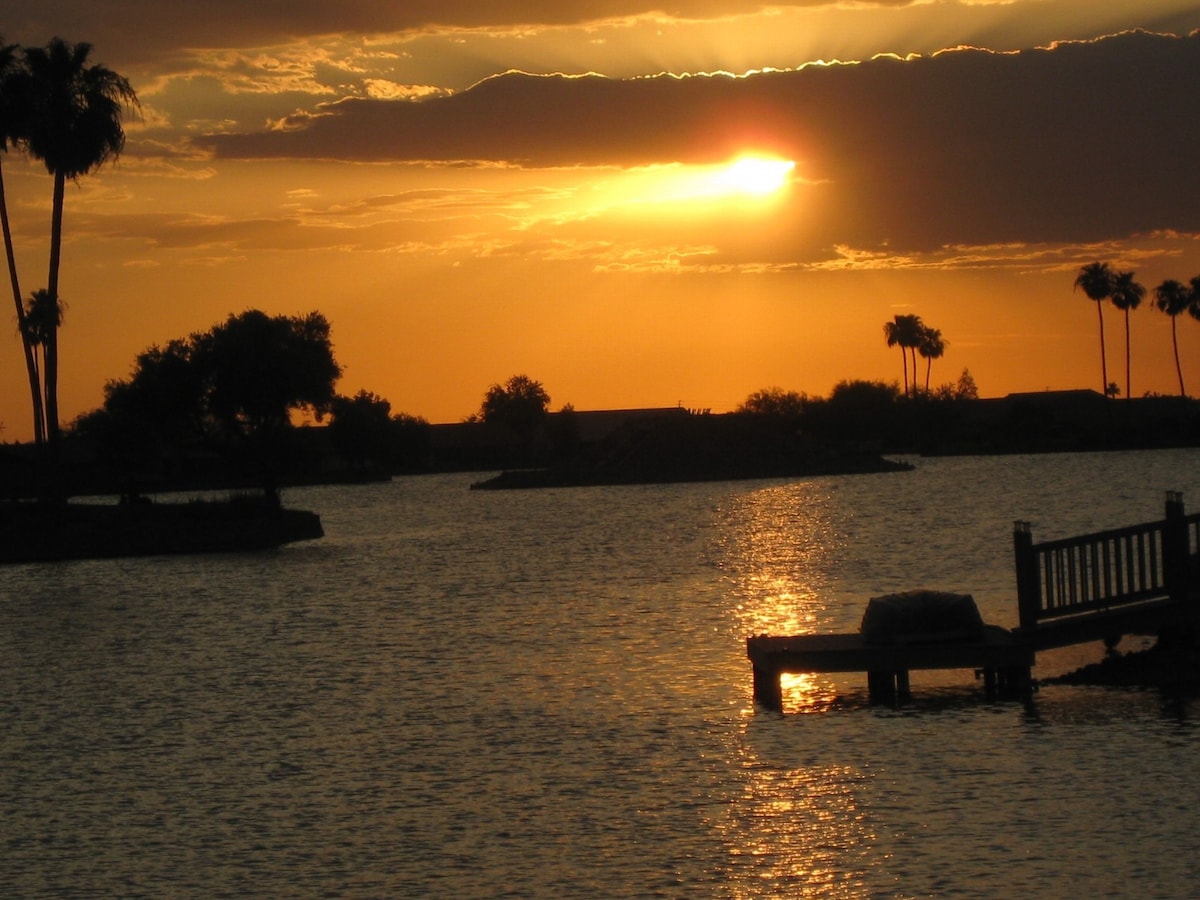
1014 492 1199 642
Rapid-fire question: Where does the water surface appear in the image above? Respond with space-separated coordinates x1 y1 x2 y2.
2 450 1198 896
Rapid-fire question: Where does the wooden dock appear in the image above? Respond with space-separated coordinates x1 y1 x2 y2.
748 492 1200 712
748 625 1034 710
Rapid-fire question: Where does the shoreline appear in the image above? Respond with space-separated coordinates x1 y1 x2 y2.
1046 640 1200 694
0 498 323 564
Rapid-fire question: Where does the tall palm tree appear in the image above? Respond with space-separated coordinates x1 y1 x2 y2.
1074 262 1115 397
1187 276 1200 390
0 39 46 446
18 38 137 464
883 317 907 397
1153 279 1190 397
917 326 946 393
883 314 923 397
901 315 924 397
1110 270 1145 400
888 321 902 398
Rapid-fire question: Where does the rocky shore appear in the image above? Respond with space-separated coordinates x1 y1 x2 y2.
1046 637 1200 694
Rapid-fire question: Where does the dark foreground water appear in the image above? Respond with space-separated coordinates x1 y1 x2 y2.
3 450 1199 897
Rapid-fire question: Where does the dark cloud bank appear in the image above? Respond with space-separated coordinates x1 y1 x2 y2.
202 31 1200 251
12 2 831 60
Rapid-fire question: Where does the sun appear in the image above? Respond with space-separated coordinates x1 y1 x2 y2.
715 155 796 196
590 153 797 213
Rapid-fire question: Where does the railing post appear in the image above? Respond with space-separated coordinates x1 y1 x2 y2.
1163 491 1189 609
1014 521 1040 632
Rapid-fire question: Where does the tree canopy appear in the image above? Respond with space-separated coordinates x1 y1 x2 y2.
327 390 430 472
479 374 551 439
194 310 341 437
737 387 810 419
79 309 341 455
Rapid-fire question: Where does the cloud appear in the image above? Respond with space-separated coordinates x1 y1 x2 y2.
198 31 1200 251
12 1 1199 68
9 2 835 61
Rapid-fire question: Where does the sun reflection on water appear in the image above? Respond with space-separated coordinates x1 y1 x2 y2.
779 672 841 713
715 750 876 897
714 481 852 713
719 481 844 637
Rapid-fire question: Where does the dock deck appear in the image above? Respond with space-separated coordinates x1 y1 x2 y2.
747 625 1035 711
747 493 1200 713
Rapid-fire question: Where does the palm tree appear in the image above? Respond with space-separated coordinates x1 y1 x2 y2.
1153 279 1190 397
883 314 923 397
21 288 64 386
17 38 137 465
1109 270 1145 400
917 326 946 393
1187 276 1200 389
883 318 907 396
1074 262 1115 396
900 315 924 397
0 39 46 447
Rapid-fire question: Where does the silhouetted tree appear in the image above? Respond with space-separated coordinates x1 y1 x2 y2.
737 387 809 419
389 412 432 470
952 368 978 400
0 38 44 451
81 309 341 494
194 310 341 441
1110 270 1145 400
480 374 551 444
546 403 581 462
883 314 923 397
71 338 206 475
1154 279 1191 397
1074 262 1115 397
811 379 902 443
14 38 138 493
20 288 63 390
104 338 207 443
328 390 394 472
917 326 946 393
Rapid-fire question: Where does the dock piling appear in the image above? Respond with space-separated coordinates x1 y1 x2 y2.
751 661 783 712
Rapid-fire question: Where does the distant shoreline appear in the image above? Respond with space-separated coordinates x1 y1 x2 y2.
470 454 910 490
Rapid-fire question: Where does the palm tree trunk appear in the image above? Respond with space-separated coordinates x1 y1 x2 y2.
1096 302 1109 396
1123 309 1132 400
0 158 47 446
43 171 65 497
925 358 932 392
1172 319 1186 397
898 347 908 397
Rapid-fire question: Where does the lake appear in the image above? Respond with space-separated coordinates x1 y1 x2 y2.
2 449 1199 897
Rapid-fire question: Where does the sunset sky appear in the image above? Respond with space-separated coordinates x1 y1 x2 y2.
3 1 1200 439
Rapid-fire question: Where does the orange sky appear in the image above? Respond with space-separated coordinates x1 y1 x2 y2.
3 1 1200 440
